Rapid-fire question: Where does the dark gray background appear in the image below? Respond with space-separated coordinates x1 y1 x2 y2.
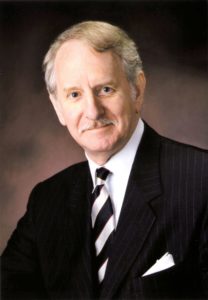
0 0 207 253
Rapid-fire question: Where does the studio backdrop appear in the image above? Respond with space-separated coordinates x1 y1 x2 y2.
0 0 207 253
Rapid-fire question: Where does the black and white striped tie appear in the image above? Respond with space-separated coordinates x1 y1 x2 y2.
91 167 115 283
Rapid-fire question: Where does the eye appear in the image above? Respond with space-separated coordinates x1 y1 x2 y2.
72 91 78 97
67 91 81 100
98 86 114 96
102 86 113 93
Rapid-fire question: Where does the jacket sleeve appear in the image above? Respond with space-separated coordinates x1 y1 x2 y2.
1 184 47 300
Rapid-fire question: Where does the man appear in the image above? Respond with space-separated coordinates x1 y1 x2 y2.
1 21 208 299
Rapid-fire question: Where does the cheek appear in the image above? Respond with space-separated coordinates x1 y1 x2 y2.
112 101 134 123
116 102 138 134
105 98 126 118
62 106 81 129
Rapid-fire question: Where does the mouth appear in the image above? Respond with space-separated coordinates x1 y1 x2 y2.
80 119 117 134
83 123 112 133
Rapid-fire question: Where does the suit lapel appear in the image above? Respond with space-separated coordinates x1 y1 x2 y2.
100 124 163 298
63 163 95 298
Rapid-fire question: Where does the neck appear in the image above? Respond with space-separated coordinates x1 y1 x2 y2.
85 139 131 165
85 151 112 166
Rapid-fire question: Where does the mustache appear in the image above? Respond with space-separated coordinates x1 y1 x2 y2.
79 118 117 133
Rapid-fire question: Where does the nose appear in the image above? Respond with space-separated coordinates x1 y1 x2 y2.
84 92 104 120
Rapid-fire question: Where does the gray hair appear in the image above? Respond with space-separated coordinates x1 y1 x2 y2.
43 21 143 96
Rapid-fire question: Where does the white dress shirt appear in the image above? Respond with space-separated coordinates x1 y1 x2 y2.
87 118 144 227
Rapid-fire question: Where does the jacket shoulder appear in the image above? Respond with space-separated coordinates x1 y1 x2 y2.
38 160 89 187
159 132 208 163
26 160 89 212
152 127 208 186
144 122 208 155
143 123 208 179
161 134 208 154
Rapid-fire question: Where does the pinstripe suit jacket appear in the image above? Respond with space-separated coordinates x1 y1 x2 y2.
1 124 208 299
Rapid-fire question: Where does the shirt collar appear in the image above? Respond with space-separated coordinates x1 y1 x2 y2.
86 118 144 187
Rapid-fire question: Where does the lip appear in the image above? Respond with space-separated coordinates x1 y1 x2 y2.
84 124 112 133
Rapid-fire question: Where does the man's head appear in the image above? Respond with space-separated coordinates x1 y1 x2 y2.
43 21 146 164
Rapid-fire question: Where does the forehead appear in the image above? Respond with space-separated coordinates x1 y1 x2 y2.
54 39 125 85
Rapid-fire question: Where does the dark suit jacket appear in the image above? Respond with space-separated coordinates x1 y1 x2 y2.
1 124 208 299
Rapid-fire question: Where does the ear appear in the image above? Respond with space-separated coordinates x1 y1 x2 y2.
134 71 146 113
49 94 66 126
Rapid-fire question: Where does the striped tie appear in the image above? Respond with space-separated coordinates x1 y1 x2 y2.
91 167 115 283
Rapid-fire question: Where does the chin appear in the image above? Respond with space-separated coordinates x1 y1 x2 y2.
82 135 121 152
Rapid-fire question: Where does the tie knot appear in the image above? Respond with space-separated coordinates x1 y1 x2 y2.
96 167 110 181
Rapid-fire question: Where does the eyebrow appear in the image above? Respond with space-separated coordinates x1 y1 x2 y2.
63 86 81 94
94 81 116 88
63 80 116 93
